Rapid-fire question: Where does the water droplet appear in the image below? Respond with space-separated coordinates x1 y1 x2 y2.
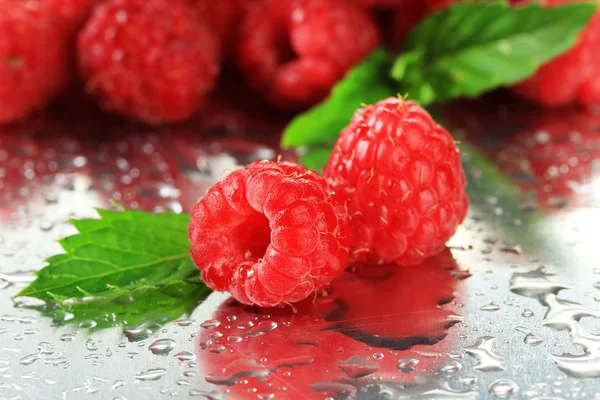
188 389 221 398
500 244 522 254
205 356 313 385
112 380 125 389
373 352 384 360
397 357 419 373
481 302 501 312
522 309 535 318
135 368 167 381
459 376 478 385
86 338 99 351
510 268 570 301
450 270 472 280
19 353 41 366
79 320 97 329
208 344 226 354
39 220 55 231
338 356 379 378
174 351 196 362
124 322 153 342
524 333 544 346
176 319 195 326
395 374 478 398
439 360 461 374
464 336 505 372
245 321 277 337
200 319 221 330
148 339 176 356
227 335 243 343
489 379 518 398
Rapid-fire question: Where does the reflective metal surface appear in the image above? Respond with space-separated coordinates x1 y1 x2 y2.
1 92 600 399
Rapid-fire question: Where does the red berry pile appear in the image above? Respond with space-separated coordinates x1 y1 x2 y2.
1 0 599 123
190 99 468 307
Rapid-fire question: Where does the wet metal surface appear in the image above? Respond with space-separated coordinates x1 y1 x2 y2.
1 94 600 399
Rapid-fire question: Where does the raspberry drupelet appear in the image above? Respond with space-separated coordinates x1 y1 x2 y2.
324 97 469 266
189 160 349 308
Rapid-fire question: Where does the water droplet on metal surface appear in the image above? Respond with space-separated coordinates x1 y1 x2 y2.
135 368 167 381
522 309 535 318
188 389 221 398
200 319 221 330
439 360 462 374
397 357 419 373
86 338 99 351
124 322 153 342
510 268 570 302
338 356 379 378
174 351 196 362
489 379 518 398
148 338 176 356
464 336 505 371
481 302 501 312
245 321 277 337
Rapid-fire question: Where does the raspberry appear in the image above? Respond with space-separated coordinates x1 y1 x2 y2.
236 0 380 110
188 0 242 58
44 0 98 28
77 0 220 124
324 97 468 266
349 0 405 7
189 160 349 307
388 0 428 50
511 0 600 107
0 0 69 123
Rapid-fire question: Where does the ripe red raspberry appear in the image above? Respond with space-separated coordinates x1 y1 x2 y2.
324 97 468 266
188 0 259 58
0 0 69 123
348 0 405 7
189 160 349 308
44 0 98 28
236 0 380 110
511 0 600 107
388 0 428 50
77 0 220 124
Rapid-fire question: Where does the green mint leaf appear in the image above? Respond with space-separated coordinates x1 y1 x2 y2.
281 49 397 149
16 209 200 302
391 1 598 105
27 280 210 339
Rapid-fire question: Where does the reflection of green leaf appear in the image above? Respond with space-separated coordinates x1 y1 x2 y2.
17 209 198 302
392 1 597 105
281 49 397 149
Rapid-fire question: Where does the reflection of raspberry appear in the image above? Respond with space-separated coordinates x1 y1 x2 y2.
512 0 600 107
0 0 69 123
77 0 220 124
189 160 349 307
196 249 461 399
236 0 380 110
496 109 600 207
324 97 468 266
